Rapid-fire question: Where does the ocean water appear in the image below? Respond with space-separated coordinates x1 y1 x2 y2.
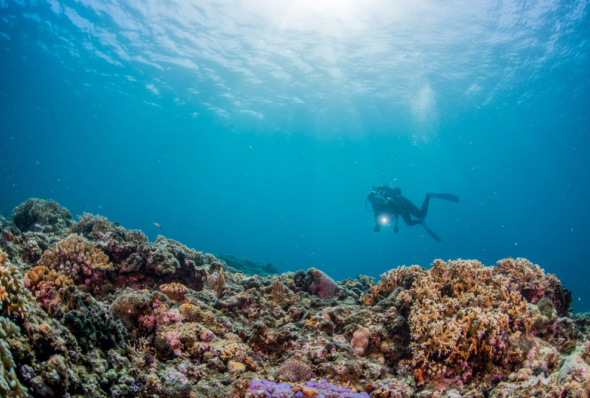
0 0 589 311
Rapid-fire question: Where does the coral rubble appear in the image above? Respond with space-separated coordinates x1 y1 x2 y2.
0 199 587 398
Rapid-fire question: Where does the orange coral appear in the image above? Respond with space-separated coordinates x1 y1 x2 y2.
384 259 535 382
292 386 319 396
361 265 425 305
41 234 113 275
25 265 73 291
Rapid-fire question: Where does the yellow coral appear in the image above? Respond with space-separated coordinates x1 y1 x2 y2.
38 234 113 290
361 265 425 306
41 233 112 272
0 250 34 318
25 266 73 292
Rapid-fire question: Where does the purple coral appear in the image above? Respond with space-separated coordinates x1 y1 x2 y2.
248 379 370 398
309 269 338 300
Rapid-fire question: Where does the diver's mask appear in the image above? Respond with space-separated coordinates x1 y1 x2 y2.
368 191 387 207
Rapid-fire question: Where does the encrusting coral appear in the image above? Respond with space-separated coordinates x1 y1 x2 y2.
0 200 588 398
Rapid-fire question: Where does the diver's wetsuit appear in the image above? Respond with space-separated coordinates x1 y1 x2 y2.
368 186 459 242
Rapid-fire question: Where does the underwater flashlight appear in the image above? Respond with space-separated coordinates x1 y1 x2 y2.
379 214 391 226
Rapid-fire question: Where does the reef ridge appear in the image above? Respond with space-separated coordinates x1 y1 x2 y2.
0 198 588 398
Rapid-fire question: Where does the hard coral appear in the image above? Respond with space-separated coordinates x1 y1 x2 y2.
0 251 33 318
361 265 424 306
351 326 371 356
24 265 73 313
68 212 116 239
274 358 313 382
365 378 414 398
270 277 299 307
0 317 29 398
0 252 31 397
40 233 113 288
397 259 535 383
495 257 571 316
210 267 226 298
159 282 188 301
12 198 73 233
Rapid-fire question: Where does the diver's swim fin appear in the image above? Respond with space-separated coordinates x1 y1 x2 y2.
427 191 460 202
420 220 442 243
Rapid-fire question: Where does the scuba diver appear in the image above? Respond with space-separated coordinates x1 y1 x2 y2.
367 186 459 242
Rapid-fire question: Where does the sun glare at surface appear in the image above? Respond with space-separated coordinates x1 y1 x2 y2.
253 0 382 34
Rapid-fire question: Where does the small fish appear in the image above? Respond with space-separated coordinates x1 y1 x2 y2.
153 222 162 228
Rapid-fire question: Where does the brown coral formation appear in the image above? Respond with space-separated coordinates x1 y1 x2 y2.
397 259 535 383
274 358 313 382
40 233 113 285
159 282 189 301
44 233 112 269
210 267 226 298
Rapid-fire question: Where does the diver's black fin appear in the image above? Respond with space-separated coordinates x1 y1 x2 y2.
421 220 442 242
427 191 459 202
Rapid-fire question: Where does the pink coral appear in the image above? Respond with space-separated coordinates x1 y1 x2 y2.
166 330 183 356
351 326 371 356
199 329 215 342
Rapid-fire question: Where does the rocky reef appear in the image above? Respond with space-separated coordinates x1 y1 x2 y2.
0 198 588 398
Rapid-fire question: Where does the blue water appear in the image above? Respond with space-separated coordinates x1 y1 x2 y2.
1 0 589 311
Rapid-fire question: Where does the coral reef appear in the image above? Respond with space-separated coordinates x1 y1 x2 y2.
216 253 279 277
11 199 73 234
0 200 587 398
397 259 535 384
0 250 32 398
